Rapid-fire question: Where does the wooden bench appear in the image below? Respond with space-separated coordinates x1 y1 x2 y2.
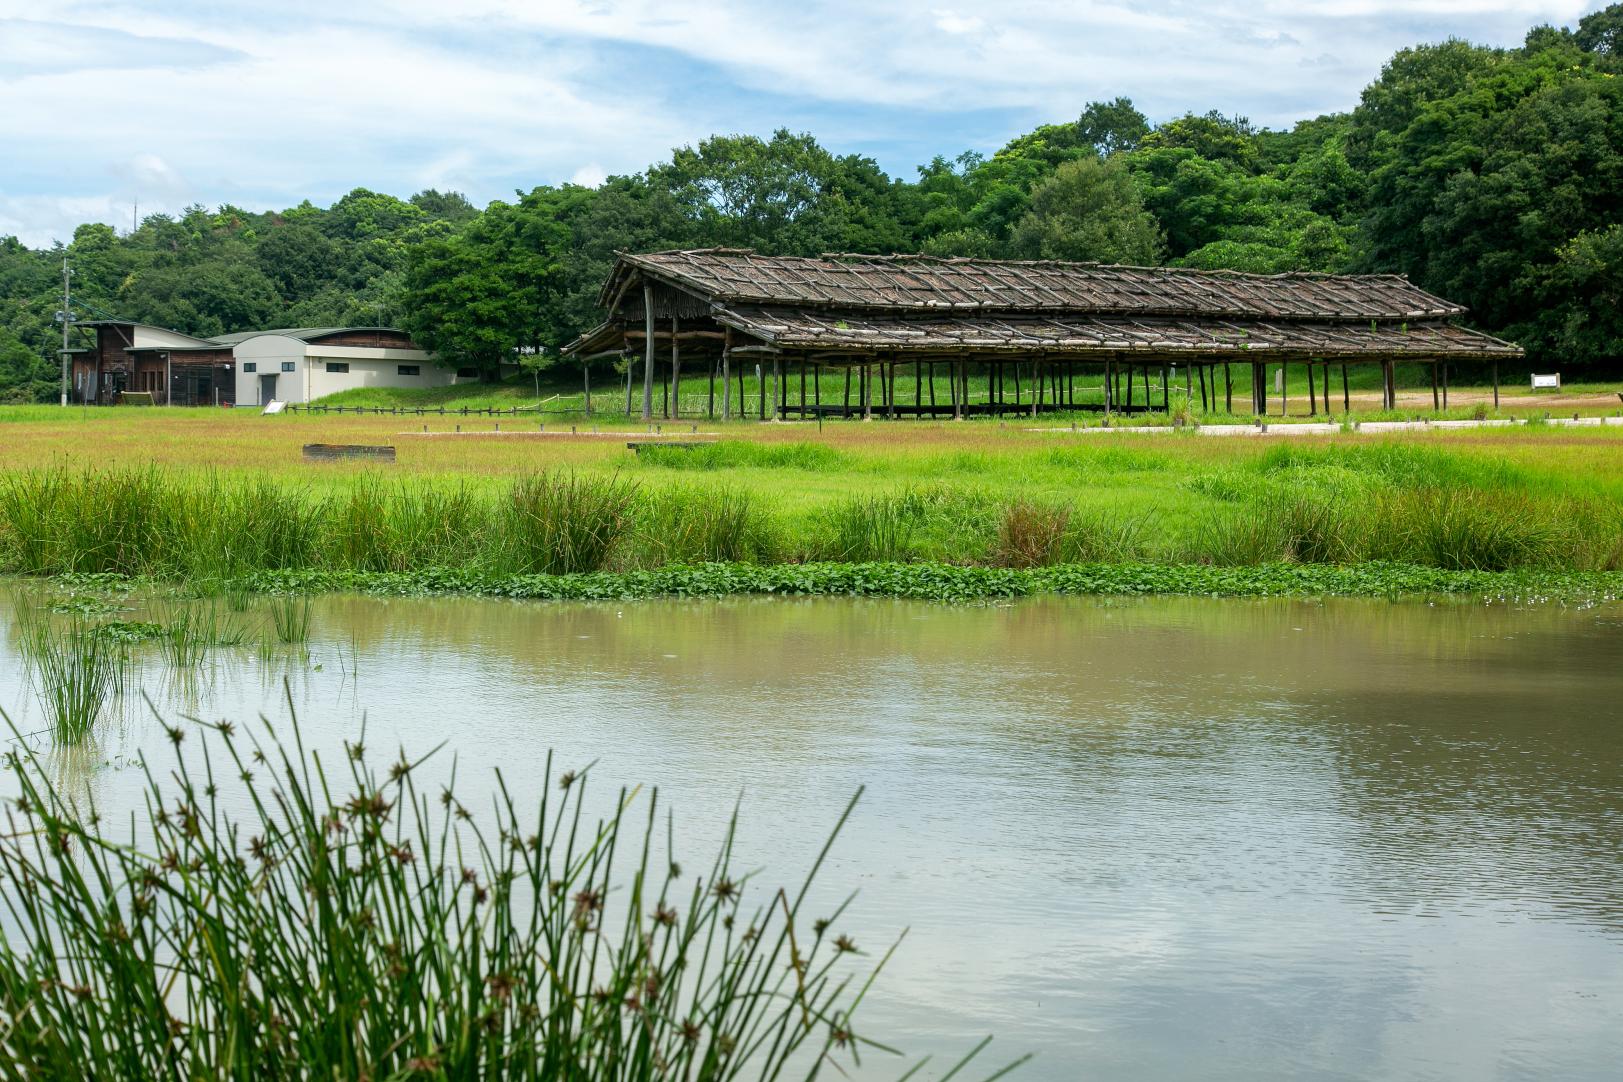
626 441 716 454
303 444 396 462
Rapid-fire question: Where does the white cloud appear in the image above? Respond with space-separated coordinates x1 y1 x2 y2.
0 0 1604 245
932 10 986 34
570 163 609 188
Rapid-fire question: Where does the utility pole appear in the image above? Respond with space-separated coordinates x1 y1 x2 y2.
56 256 73 407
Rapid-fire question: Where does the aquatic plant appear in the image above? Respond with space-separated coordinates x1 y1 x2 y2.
268 594 313 644
0 710 1026 1079
9 601 124 743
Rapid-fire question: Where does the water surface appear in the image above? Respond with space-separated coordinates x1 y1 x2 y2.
3 591 1621 1081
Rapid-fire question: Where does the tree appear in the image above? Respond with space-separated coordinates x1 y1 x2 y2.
410 189 481 224
1138 111 1258 167
1526 224 1623 368
1077 98 1150 156
256 224 343 304
1010 156 1162 264
1576 3 1623 55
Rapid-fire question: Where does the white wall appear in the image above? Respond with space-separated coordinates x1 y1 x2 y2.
233 335 308 405
303 353 452 400
232 335 449 405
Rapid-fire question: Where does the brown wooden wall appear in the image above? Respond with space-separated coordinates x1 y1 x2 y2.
307 330 418 349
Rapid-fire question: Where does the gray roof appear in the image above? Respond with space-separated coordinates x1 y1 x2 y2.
207 326 404 346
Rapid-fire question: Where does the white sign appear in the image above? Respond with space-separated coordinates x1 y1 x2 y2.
262 400 285 415
1531 373 1561 390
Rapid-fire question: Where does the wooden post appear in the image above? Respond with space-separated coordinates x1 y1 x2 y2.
953 357 963 420
708 357 716 418
1224 362 1232 414
772 355 782 420
914 359 922 416
887 359 896 419
1492 360 1499 408
928 361 936 413
1441 360 1448 410
1307 359 1317 416
1342 363 1350 412
624 352 633 417
583 363 592 417
1104 355 1113 418
843 366 852 417
758 359 766 420
1430 361 1439 411
862 363 872 420
800 358 807 418
1321 362 1330 415
1159 365 1167 412
669 316 680 419
815 362 822 412
722 335 732 421
1012 361 1021 407
641 283 656 421
1031 359 1041 419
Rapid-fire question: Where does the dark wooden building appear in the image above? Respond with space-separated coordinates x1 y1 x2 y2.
70 321 236 406
565 249 1523 419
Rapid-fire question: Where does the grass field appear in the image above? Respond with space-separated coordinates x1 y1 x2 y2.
3 403 1622 587
309 363 1623 420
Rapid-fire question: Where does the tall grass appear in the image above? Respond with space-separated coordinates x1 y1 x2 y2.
1 462 1619 580
631 487 778 566
269 594 313 643
503 472 639 574
0 711 1022 1079
8 597 123 742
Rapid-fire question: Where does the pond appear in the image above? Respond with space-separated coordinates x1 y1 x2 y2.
3 590 1622 1080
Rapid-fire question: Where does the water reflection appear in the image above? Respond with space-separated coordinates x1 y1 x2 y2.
2 590 1621 1081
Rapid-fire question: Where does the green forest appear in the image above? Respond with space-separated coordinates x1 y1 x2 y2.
2 6 1620 401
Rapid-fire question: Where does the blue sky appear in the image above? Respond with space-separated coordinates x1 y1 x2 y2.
0 1 1610 247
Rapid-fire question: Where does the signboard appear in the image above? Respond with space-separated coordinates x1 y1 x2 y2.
1531 373 1561 390
262 400 285 415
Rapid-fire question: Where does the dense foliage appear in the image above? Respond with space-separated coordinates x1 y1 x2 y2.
2 6 1619 398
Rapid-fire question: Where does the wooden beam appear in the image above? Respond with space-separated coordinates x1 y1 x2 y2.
641 283 655 421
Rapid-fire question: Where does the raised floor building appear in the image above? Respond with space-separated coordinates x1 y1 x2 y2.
566 249 1523 418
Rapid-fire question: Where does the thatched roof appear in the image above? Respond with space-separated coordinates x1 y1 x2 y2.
606 249 1469 320
572 249 1522 360
709 306 1517 359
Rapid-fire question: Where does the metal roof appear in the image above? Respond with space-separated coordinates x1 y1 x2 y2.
206 326 405 345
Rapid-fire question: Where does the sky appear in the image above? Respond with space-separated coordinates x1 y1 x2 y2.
0 0 1611 247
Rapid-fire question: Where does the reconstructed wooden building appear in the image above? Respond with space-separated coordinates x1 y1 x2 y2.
565 249 1523 419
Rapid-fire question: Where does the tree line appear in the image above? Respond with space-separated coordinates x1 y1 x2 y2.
1 5 1619 399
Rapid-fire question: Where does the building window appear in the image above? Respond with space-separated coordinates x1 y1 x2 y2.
325 362 350 374
397 364 420 376
455 367 478 378
243 362 257 373
281 361 296 372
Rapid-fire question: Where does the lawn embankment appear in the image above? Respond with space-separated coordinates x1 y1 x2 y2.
2 429 1621 600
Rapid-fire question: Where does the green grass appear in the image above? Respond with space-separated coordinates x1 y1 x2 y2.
0 708 1028 1078
2 451 1621 591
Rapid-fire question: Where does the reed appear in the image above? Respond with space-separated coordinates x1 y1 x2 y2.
502 471 639 575
9 601 123 743
269 594 313 644
630 486 779 566
0 710 1022 1079
155 603 247 667
993 500 1071 568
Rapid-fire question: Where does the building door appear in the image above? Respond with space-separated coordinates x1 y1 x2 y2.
259 373 278 404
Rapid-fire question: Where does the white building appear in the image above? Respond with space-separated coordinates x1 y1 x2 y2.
220 327 461 406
